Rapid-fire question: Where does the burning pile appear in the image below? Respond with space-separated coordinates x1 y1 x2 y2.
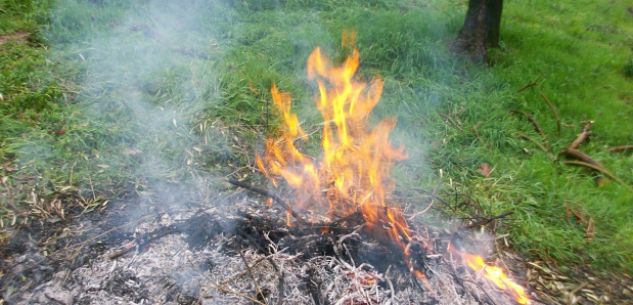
0 36 534 305
253 36 529 305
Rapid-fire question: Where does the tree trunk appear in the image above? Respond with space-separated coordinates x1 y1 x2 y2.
454 0 503 63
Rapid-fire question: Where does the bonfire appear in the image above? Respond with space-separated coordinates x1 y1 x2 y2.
240 34 530 305
1 35 533 305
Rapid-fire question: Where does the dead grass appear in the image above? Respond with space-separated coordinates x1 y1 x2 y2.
0 31 29 45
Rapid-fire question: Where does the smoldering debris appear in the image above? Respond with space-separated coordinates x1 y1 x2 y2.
1 194 535 305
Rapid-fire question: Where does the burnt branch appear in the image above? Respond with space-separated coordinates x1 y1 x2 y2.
227 178 308 225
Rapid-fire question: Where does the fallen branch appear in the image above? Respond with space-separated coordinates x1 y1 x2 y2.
539 92 561 135
108 242 136 260
227 178 308 224
562 160 633 192
239 250 268 305
205 282 268 305
517 132 553 156
109 213 214 260
408 200 434 221
512 110 547 139
569 121 592 150
609 145 633 153
562 148 602 167
559 123 633 192
517 76 541 93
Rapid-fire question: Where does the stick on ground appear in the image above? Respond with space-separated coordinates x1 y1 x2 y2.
239 250 268 305
562 148 603 167
539 92 561 135
517 76 541 93
227 178 308 224
517 132 553 157
609 145 633 153
512 110 547 139
462 211 514 229
562 160 633 192
569 121 592 149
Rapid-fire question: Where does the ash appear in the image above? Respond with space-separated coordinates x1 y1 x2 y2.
1 197 529 305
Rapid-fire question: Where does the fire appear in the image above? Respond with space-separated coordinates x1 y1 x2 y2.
256 44 406 225
256 37 528 304
461 253 530 304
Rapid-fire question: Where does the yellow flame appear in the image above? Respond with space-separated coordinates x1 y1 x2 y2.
256 36 529 305
257 44 406 222
462 253 530 304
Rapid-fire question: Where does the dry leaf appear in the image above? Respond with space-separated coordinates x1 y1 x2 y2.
564 204 595 242
585 217 595 241
122 148 142 156
479 163 492 177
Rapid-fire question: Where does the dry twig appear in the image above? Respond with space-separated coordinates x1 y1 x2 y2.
559 122 633 191
205 281 268 305
539 92 561 135
517 76 541 93
227 178 308 224
517 132 553 157
462 211 514 229
569 121 592 149
608 145 633 153
562 148 603 167
512 110 547 140
562 160 633 192
239 250 268 305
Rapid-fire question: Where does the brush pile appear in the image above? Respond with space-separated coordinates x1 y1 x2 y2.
1 193 534 305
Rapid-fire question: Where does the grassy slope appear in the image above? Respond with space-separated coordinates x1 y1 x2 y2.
489 0 633 273
0 0 137 226
217 0 633 273
1 0 632 278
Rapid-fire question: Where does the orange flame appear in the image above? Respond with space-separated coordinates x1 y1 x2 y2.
256 37 528 305
256 45 406 224
460 252 529 304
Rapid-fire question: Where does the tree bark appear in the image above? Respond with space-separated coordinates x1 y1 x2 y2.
454 0 503 63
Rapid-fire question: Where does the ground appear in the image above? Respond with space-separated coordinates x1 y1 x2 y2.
1 0 632 304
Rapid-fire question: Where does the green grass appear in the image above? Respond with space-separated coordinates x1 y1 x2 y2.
1 0 632 281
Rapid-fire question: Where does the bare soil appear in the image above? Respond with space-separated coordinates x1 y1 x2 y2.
0 31 29 46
